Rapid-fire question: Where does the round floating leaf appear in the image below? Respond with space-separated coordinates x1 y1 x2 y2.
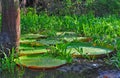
14 55 67 69
19 44 47 50
67 42 115 58
20 40 45 47
19 48 49 56
61 36 92 42
21 34 47 39
19 44 49 56
37 39 63 46
20 39 36 43
67 46 111 55
56 32 92 42
56 32 76 36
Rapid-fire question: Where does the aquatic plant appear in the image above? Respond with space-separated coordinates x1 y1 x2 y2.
49 43 73 63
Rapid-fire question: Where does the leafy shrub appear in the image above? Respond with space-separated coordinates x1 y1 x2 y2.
89 0 120 16
34 0 120 16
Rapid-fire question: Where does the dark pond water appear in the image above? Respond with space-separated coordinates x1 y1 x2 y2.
1 59 120 78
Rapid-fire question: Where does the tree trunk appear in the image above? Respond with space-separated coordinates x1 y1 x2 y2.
1 0 20 57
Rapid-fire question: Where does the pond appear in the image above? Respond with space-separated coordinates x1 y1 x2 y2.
1 58 120 78
1 33 119 78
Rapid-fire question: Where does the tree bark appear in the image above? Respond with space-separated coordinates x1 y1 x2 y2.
1 0 20 56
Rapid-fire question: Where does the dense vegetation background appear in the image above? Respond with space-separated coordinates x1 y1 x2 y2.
33 0 120 16
19 0 120 51
19 0 120 37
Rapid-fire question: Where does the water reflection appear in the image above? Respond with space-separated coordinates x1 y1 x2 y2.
1 61 120 78
1 67 98 78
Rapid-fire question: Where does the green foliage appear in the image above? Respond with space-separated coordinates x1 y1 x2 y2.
0 48 16 73
49 43 73 63
90 0 120 16
106 50 120 68
104 38 120 68
21 9 40 34
21 11 120 40
35 0 120 16
74 47 92 60
115 38 120 50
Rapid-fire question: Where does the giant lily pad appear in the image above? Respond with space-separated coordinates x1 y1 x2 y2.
67 42 115 58
56 32 92 42
37 39 63 46
14 55 67 69
20 39 36 43
56 32 76 36
20 40 45 47
19 48 49 56
21 34 47 39
19 44 49 56
61 36 92 42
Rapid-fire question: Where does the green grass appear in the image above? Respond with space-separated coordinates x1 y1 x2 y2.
105 39 120 68
49 43 73 63
0 48 16 73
